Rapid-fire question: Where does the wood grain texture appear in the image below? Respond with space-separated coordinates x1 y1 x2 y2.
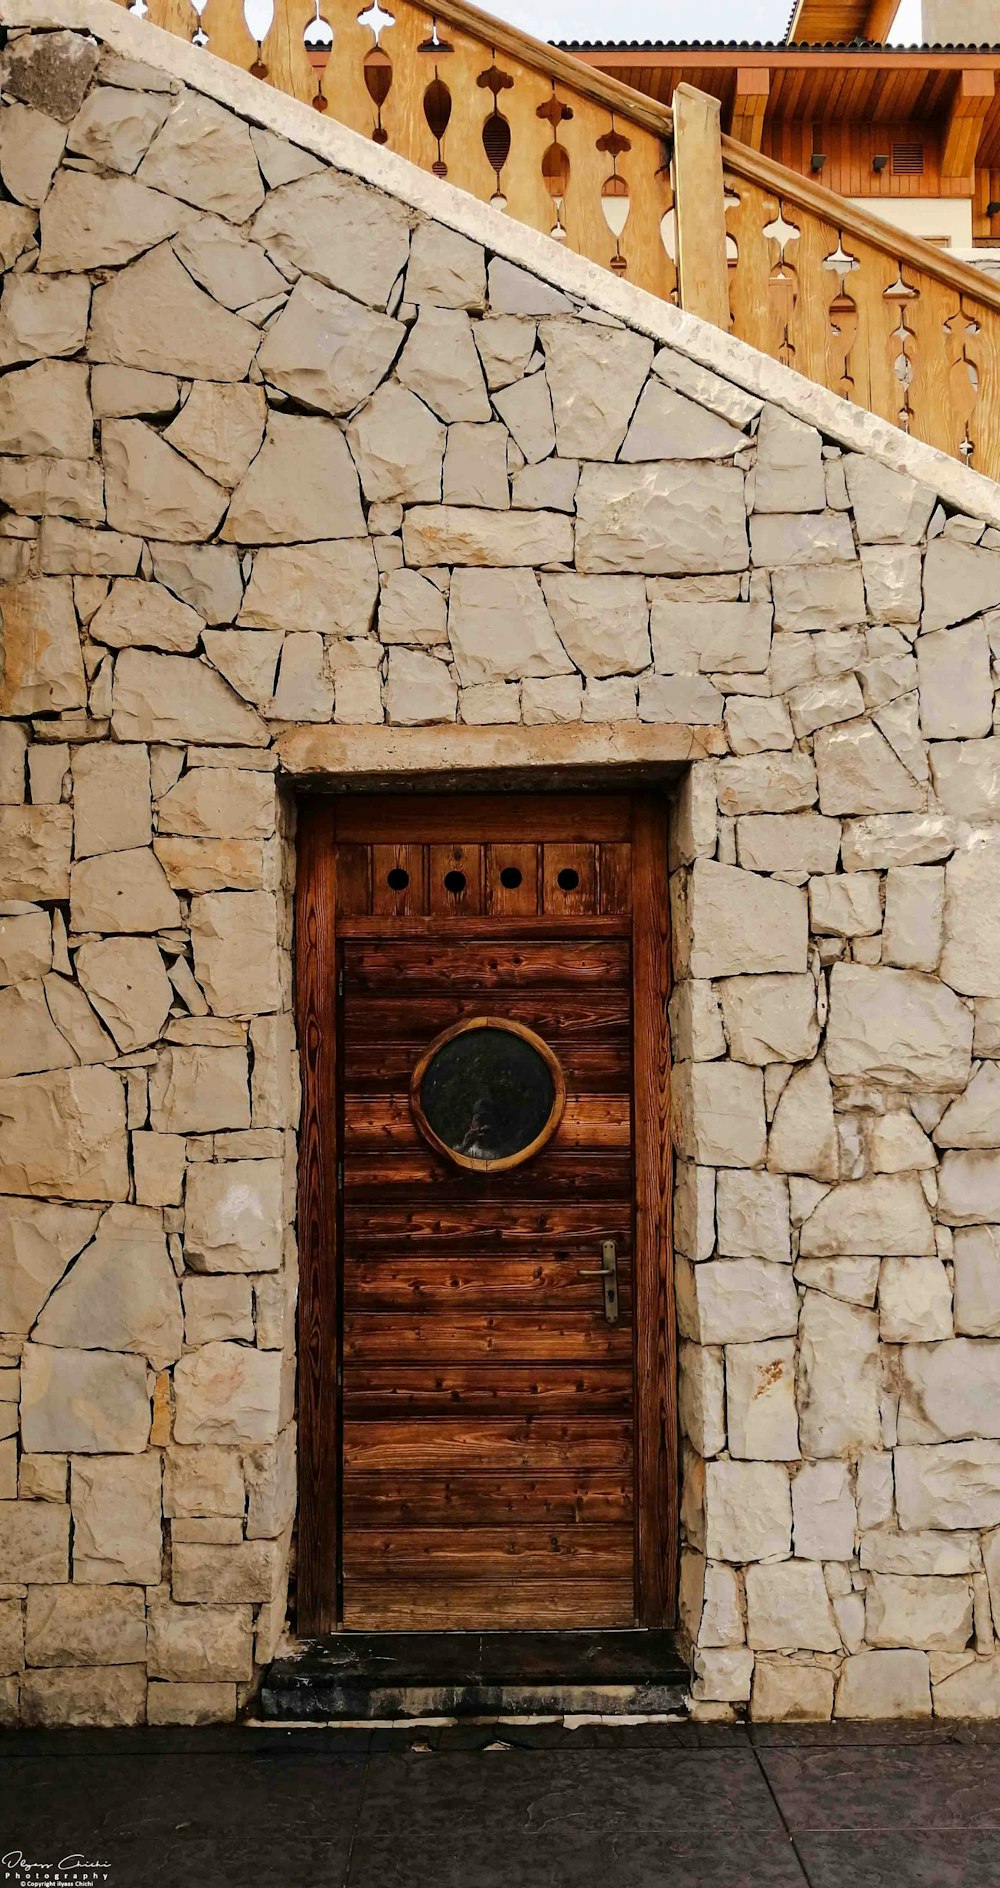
343 1362 635 1413
337 797 642 1630
342 1580 636 1629
293 800 339 1634
343 938 630 989
343 1310 634 1360
631 795 676 1628
344 1255 635 1309
674 85 731 330
342 1416 634 1469
296 790 675 1635
333 795 633 844
344 1093 630 1149
343 991 632 1049
343 1469 633 1525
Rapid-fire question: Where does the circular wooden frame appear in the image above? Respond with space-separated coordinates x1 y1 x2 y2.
409 1015 566 1174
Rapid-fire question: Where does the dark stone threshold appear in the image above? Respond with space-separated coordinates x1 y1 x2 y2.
260 1629 690 1722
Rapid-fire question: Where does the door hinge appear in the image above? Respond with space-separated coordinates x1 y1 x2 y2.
337 967 344 998
336 1159 344 1190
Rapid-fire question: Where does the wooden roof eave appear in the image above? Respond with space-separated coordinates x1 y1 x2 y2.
575 46 1000 76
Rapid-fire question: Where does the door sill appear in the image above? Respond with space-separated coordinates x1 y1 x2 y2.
259 1630 689 1722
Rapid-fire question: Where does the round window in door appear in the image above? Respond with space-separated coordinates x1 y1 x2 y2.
410 1017 566 1173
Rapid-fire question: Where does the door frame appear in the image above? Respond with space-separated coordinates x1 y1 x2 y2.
293 790 676 1635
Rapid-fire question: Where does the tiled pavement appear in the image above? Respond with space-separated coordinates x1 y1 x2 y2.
3 1718 1000 1886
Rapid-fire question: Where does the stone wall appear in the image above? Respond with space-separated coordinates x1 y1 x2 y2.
2 6 1000 1728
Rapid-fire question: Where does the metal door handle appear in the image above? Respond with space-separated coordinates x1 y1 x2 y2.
577 1240 619 1324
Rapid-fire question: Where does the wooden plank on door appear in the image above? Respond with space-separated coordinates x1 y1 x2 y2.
342 1579 635 1630
343 1469 634 1526
293 800 339 1633
631 794 676 1627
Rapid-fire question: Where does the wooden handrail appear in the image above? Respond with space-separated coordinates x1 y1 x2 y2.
403 0 675 139
114 0 678 301
114 0 1000 472
721 132 1000 315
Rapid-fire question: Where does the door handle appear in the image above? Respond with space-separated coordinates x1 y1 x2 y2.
577 1240 619 1324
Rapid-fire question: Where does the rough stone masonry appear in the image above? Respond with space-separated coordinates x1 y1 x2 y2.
2 5 1000 1729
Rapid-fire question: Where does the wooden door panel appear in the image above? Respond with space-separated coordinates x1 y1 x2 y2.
342 1416 635 1470
344 1256 633 1311
343 1469 634 1526
542 842 598 915
371 844 426 916
343 991 632 1048
343 1526 634 1578
296 792 675 1636
334 795 632 844
343 1039 632 1091
343 1311 633 1362
342 1201 634 1250
342 1094 631 1150
343 1363 634 1415
342 1149 633 1199
342 1580 636 1630
484 842 539 916
342 938 630 990
428 843 484 916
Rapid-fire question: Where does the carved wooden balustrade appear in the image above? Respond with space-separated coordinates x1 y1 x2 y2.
120 0 677 301
116 0 1000 476
721 139 1000 478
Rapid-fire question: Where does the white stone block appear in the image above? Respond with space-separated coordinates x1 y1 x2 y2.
865 1573 973 1652
897 1338 1000 1443
825 963 972 1090
173 1341 281 1447
768 1061 839 1182
716 1171 790 1262
726 1339 799 1460
71 1453 161 1584
954 1226 1000 1336
878 1258 953 1343
746 1560 841 1651
691 1645 753 1702
677 1256 798 1346
793 1461 856 1560
679 1340 725 1457
939 1150 1000 1225
809 872 881 939
797 1292 880 1456
751 1659 834 1721
671 1061 766 1168
674 1162 716 1262
895 1441 1000 1530
918 622 994 740
704 1460 792 1562
688 861 807 979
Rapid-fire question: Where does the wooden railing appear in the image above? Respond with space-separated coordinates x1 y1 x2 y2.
123 0 677 301
117 0 1000 477
721 136 1000 478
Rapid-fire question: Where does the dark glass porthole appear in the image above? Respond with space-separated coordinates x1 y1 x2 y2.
410 1017 566 1173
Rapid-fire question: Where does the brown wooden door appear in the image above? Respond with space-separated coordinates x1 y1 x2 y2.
295 794 675 1634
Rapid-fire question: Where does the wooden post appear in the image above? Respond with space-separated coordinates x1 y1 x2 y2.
672 83 731 333
731 67 770 151
942 69 994 190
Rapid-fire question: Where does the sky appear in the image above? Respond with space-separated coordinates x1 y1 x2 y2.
499 0 923 45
